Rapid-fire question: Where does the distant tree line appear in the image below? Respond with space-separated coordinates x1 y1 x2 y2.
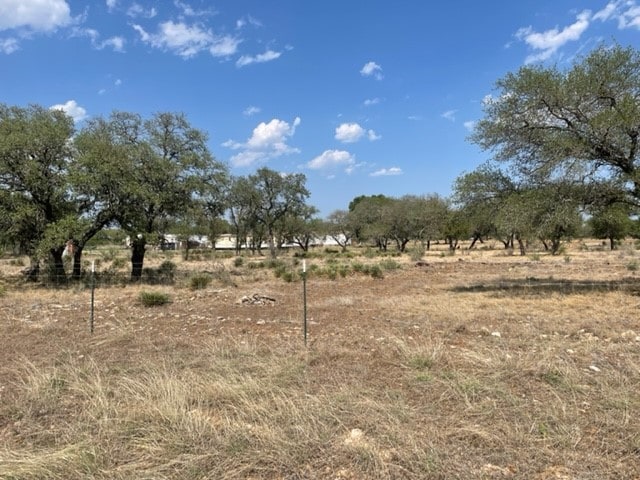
2 45 640 281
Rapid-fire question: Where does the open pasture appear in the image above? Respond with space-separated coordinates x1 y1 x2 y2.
1 242 639 479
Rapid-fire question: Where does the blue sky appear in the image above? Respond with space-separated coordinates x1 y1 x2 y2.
1 1 640 216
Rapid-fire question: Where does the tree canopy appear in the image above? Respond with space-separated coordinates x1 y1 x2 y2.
471 44 640 207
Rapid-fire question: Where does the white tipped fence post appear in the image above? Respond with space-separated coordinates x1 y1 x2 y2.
302 260 307 346
89 260 95 334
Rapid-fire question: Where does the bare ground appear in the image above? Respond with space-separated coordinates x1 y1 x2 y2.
1 244 639 479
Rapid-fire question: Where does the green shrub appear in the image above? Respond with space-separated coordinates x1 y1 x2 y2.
409 244 425 262
139 291 171 307
369 265 384 279
234 256 244 267
157 261 177 283
281 271 295 282
189 274 212 290
627 260 639 272
379 259 401 271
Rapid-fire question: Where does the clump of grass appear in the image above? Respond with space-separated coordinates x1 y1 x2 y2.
189 274 212 290
368 265 384 279
233 256 243 267
409 244 425 262
627 260 639 272
529 253 542 262
379 259 401 271
9 257 25 266
139 290 171 306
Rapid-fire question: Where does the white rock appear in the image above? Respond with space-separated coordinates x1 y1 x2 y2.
491 331 501 337
589 365 601 372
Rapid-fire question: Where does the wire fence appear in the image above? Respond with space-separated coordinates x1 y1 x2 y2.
1 267 237 290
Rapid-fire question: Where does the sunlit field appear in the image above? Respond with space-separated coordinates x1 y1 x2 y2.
1 240 639 479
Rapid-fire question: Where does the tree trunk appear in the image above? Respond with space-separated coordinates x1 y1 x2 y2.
517 236 526 256
609 236 615 250
131 236 146 281
72 244 84 280
24 257 40 282
50 247 67 284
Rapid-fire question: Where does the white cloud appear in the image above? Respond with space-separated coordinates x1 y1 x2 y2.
72 27 125 52
307 150 355 170
515 10 591 63
174 1 216 17
209 35 240 57
407 115 422 121
370 167 403 177
223 117 301 167
367 130 381 141
236 49 281 67
364 97 380 106
360 61 383 80
106 0 117 12
463 120 476 132
133 21 237 58
98 88 106 95
127 3 157 19
441 109 457 122
0 37 19 54
596 0 640 29
335 123 365 143
0 0 72 32
101 35 125 51
114 78 122 86
236 15 262 29
335 122 380 143
49 100 87 123
243 105 261 116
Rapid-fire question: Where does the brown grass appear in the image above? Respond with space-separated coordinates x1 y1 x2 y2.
1 241 640 479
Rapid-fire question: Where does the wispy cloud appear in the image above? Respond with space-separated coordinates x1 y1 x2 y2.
335 122 380 143
133 21 239 58
360 61 383 80
236 15 262 29
50 99 87 123
174 0 216 17
441 109 457 122
243 105 261 116
370 167 403 177
515 10 591 63
223 117 301 167
0 37 19 54
594 0 640 29
126 3 157 19
364 97 380 107
236 49 281 67
463 120 476 132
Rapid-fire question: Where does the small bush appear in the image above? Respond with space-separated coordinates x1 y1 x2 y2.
234 256 244 267
189 274 212 290
352 262 365 273
9 257 25 266
157 261 177 283
379 259 401 271
627 260 639 272
139 291 171 307
111 257 127 270
369 265 384 279
409 244 425 262
529 253 542 262
281 271 295 282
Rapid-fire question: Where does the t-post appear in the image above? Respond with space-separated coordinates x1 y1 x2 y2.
302 259 307 346
89 260 95 334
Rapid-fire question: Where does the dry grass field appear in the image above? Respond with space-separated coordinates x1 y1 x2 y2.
1 241 639 479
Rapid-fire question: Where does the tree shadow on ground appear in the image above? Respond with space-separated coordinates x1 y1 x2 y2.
450 277 640 297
